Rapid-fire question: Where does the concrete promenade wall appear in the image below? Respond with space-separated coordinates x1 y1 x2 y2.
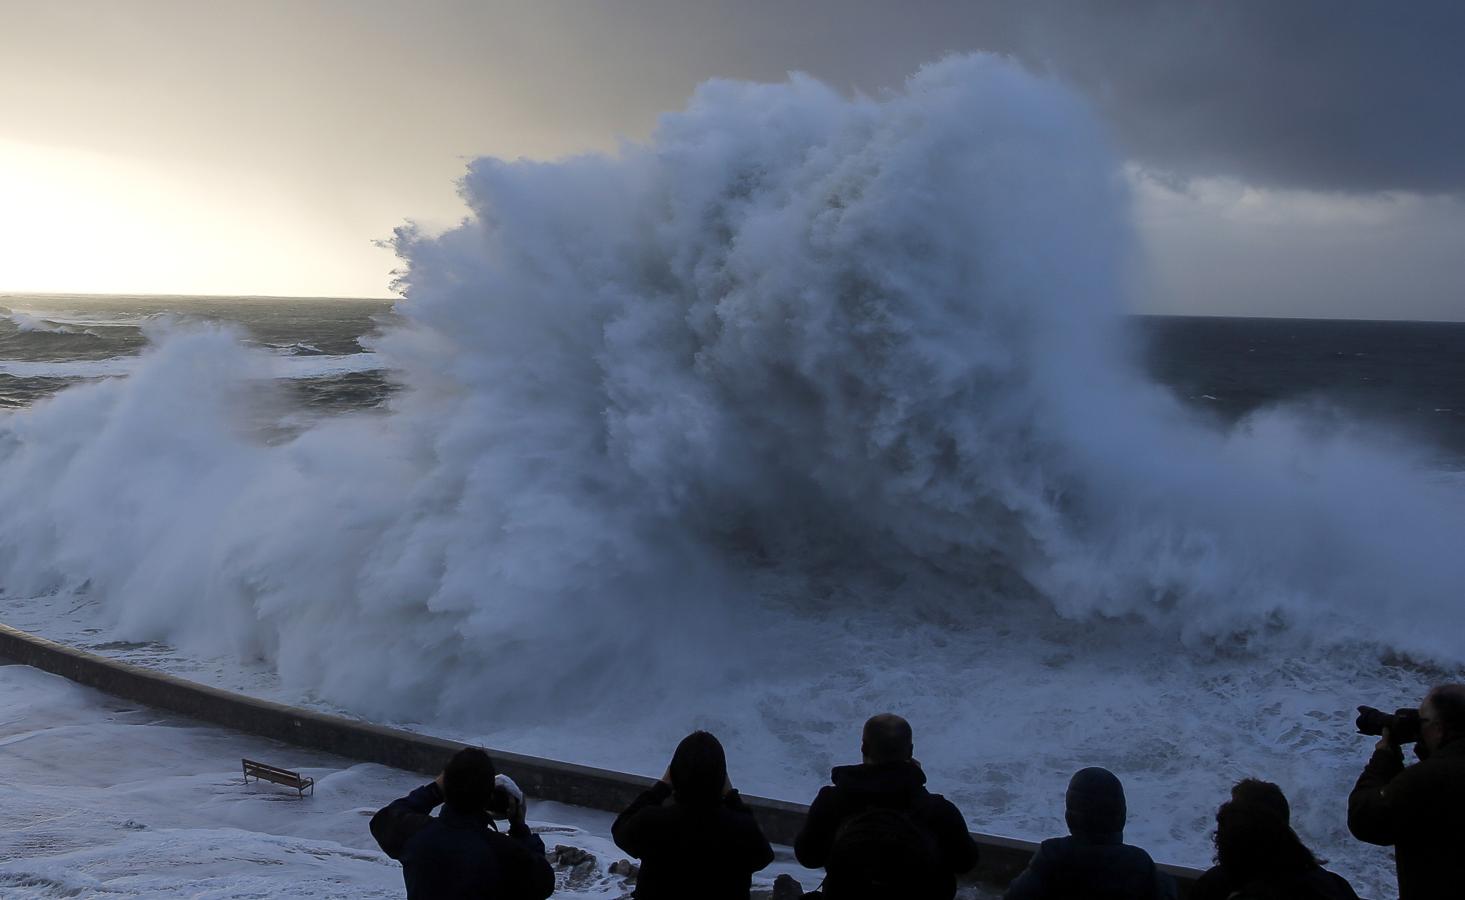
0 621 1200 891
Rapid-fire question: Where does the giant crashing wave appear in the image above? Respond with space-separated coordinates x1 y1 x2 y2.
0 61 1460 884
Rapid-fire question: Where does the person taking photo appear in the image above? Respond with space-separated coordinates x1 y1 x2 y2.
371 747 555 900
1348 683 1465 900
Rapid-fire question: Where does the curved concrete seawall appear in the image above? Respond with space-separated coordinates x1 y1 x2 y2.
0 621 1200 891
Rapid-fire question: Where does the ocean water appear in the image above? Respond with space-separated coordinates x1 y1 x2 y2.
0 294 393 412
1139 315 1465 466
8 297 1463 458
1 57 1461 897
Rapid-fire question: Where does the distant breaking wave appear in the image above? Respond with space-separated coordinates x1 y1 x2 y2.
5 310 81 334
1 307 148 331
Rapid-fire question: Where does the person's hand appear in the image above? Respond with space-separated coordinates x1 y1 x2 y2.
434 772 446 792
659 765 673 786
1375 727 1395 753
495 774 526 826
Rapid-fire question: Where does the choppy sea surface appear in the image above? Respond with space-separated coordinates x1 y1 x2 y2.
8 295 1465 459
0 294 395 412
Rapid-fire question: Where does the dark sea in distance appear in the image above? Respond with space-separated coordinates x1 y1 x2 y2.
4 293 1465 466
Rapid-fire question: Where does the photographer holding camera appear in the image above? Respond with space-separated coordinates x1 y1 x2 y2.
370 746 554 899
1348 684 1465 899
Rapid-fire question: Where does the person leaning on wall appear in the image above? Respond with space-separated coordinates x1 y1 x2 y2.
1348 683 1465 900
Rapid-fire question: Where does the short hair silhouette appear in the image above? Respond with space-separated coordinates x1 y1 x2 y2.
1428 684 1465 743
668 731 728 808
861 714 913 764
443 747 497 814
1065 767 1127 839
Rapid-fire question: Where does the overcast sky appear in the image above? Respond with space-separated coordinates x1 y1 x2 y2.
1 0 1461 318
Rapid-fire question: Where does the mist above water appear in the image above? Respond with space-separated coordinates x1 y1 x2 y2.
0 56 1457 890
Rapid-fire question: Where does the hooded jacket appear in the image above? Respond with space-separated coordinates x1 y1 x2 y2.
1348 737 1465 900
370 782 555 900
1002 768 1176 900
611 780 774 900
794 760 979 900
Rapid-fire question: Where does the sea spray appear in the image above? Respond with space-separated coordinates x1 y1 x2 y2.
0 56 1456 892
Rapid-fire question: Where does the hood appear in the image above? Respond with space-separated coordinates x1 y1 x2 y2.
1065 767 1126 842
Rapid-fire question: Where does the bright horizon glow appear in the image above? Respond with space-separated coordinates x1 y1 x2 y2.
0 139 397 299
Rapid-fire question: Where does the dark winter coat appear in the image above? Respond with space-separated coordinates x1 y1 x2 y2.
1348 738 1465 900
611 780 775 900
794 761 980 900
1002 835 1176 900
370 782 555 900
1189 862 1360 900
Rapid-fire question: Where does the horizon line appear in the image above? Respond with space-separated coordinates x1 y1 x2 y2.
0 289 397 303
3 290 1462 325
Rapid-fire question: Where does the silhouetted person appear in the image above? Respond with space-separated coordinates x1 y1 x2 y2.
1190 779 1358 900
1003 767 1176 900
370 747 554 900
794 713 979 900
612 730 774 899
1349 683 1465 899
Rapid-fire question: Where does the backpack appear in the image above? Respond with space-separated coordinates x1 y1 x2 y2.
824 805 942 899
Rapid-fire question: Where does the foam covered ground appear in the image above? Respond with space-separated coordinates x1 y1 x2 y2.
0 663 839 898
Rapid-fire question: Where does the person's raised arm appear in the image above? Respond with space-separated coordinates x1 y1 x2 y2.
1347 729 1406 846
611 773 674 859
370 773 446 860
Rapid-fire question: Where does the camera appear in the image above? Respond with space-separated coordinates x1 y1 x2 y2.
1356 705 1422 744
487 774 524 820
487 784 514 818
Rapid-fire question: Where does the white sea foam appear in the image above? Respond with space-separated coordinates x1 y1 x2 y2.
0 358 138 378
0 351 382 379
271 352 382 377
0 56 1452 894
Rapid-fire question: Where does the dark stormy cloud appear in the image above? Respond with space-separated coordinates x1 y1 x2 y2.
998 1 1465 194
570 0 1465 196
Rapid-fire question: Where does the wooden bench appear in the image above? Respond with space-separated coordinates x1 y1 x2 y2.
242 758 314 797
